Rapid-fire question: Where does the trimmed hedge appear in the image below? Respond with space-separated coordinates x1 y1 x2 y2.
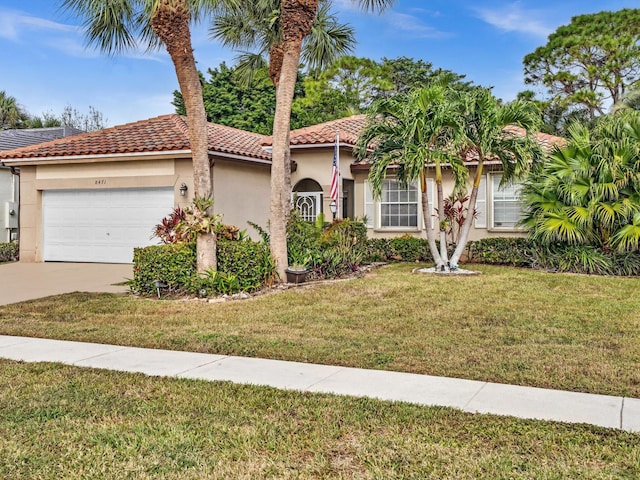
467 238 535 267
0 242 18 262
131 240 275 297
363 236 433 263
468 237 640 276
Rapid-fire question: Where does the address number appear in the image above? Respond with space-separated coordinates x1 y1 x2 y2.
95 179 107 185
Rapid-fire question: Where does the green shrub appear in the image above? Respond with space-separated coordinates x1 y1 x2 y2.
286 211 368 279
132 243 197 295
132 240 275 297
468 238 535 267
0 242 18 262
363 236 433 263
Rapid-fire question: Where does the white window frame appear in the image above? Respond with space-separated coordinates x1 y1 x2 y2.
364 178 422 230
489 173 524 231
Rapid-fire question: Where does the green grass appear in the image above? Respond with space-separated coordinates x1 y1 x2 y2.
1 264 640 397
1 359 638 479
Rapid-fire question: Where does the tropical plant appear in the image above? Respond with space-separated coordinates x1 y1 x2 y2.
61 0 221 272
357 86 542 270
520 110 640 252
356 85 466 269
0 91 29 129
210 0 374 281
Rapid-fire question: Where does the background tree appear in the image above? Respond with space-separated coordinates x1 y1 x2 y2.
521 110 640 252
292 56 473 127
523 9 640 122
173 62 307 134
62 0 223 272
0 91 29 129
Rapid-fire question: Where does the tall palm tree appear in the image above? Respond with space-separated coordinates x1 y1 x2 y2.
521 111 640 252
210 0 363 280
0 91 29 129
355 85 466 268
61 0 221 272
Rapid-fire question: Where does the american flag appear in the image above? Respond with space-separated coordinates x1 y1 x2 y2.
330 132 339 202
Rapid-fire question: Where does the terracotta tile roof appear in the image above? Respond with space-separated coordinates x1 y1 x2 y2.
0 115 270 162
503 125 566 152
263 114 369 147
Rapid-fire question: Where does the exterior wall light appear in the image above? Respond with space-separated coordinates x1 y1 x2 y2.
179 183 188 197
329 199 337 220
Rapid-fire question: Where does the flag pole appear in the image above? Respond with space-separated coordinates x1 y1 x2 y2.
336 129 340 220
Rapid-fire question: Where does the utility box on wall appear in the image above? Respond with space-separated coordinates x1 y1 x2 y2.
4 202 17 229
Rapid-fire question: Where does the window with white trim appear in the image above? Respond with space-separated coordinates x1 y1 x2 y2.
491 174 522 228
380 179 419 228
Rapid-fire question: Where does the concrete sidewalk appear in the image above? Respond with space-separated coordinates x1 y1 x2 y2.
1 334 638 433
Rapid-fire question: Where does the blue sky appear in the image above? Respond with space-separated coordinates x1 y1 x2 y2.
1 0 638 127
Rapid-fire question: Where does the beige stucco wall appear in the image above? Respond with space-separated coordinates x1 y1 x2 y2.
210 158 271 236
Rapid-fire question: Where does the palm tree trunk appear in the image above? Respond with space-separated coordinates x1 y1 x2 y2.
270 0 319 281
450 160 483 266
152 0 216 273
435 161 449 264
421 170 444 267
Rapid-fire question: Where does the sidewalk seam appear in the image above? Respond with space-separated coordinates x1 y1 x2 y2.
174 356 229 377
302 367 346 391
462 382 489 410
620 397 625 430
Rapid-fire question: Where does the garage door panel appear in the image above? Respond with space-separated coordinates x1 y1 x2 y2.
43 188 174 263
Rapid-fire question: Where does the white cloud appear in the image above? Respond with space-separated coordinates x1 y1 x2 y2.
386 12 450 39
474 2 553 38
0 8 76 41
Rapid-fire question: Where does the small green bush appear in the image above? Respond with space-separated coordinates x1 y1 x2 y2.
363 236 433 263
132 240 275 297
286 212 368 279
0 242 18 262
468 238 535 267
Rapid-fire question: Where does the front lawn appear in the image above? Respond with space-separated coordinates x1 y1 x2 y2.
1 264 639 397
1 360 638 479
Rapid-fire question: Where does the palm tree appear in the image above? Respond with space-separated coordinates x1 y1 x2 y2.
358 87 542 269
521 111 640 252
210 0 364 280
266 0 395 280
449 88 543 266
0 91 29 129
61 0 221 272
355 85 466 269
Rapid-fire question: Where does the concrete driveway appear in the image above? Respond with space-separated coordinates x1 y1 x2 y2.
0 262 132 306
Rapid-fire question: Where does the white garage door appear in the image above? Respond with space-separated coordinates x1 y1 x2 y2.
42 188 174 263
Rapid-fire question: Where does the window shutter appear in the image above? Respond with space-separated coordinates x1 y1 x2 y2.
474 175 487 228
364 181 374 228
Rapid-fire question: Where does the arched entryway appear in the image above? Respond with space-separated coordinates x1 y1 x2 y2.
292 178 323 222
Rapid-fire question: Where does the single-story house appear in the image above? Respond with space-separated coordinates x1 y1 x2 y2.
0 114 563 264
0 126 84 243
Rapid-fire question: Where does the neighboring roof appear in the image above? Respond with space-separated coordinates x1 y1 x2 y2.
263 115 369 147
0 115 270 163
503 125 566 152
0 126 84 152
